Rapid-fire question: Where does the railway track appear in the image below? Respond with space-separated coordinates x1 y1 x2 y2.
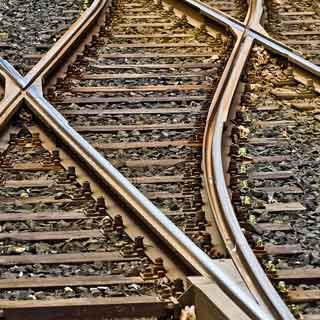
45 0 234 259
35 0 292 317
263 0 320 65
2 0 320 319
226 44 320 319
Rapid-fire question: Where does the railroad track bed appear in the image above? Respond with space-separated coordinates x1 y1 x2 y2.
226 44 320 319
199 0 248 21
46 0 234 258
0 105 186 319
264 0 320 65
0 0 83 74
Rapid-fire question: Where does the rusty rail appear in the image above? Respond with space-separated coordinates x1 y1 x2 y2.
202 0 294 319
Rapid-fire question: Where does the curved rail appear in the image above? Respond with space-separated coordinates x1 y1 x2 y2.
202 0 295 320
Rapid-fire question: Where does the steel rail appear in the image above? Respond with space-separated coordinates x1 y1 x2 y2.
0 59 26 132
202 0 296 320
0 58 27 89
250 30 320 75
0 0 110 132
168 0 320 77
0 59 66 133
246 0 320 76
